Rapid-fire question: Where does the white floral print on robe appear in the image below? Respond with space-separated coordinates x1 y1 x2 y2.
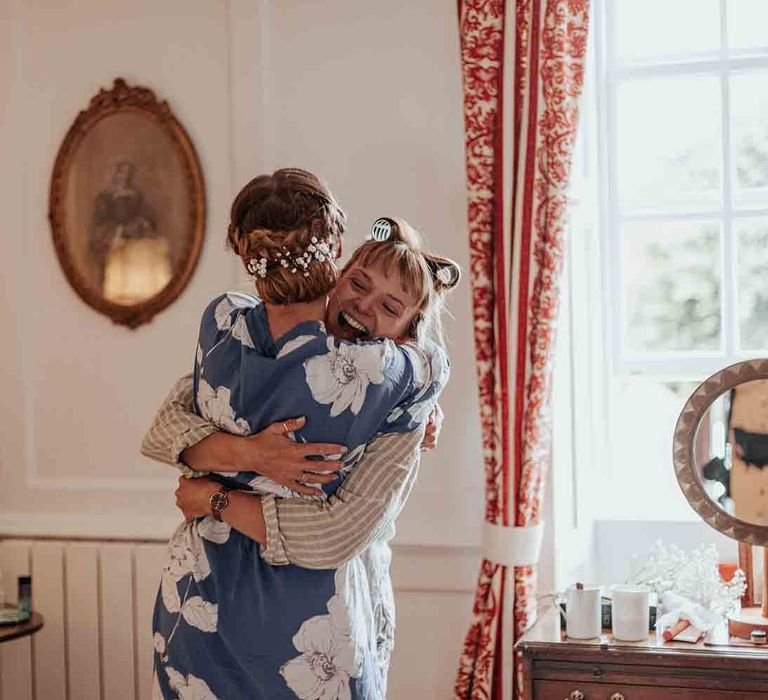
280 567 363 699
165 666 219 700
161 520 228 627
305 338 389 417
196 379 250 436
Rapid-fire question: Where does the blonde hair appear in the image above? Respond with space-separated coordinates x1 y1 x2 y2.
341 217 460 347
227 168 346 304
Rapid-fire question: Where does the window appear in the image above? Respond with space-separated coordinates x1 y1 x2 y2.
565 0 768 521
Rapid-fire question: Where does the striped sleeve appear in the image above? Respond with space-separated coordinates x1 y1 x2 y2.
140 374 216 474
260 427 424 569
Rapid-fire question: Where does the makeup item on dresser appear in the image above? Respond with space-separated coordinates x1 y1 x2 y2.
670 622 705 643
663 618 691 641
557 583 602 639
751 629 767 645
611 584 650 641
17 576 31 621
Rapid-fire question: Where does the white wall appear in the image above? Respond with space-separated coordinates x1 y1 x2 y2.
0 0 234 527
0 0 484 550
0 1 483 697
261 0 485 549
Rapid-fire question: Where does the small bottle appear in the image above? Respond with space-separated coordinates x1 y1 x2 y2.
750 629 767 645
17 576 31 621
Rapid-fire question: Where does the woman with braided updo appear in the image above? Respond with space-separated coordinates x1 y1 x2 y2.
147 168 460 699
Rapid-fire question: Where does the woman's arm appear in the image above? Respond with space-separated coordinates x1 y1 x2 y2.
147 376 436 568
259 427 424 569
174 477 268 544
174 427 425 569
140 374 248 471
141 375 346 493
140 375 217 473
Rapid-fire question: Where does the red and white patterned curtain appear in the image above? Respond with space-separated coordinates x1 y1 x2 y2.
454 1 591 698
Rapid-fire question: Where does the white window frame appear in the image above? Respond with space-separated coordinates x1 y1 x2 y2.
551 1 768 585
601 0 768 379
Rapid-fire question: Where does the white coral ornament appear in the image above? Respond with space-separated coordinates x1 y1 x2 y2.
627 541 746 616
305 339 387 417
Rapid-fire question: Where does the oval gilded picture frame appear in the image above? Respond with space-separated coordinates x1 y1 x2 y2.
673 358 768 546
49 78 206 329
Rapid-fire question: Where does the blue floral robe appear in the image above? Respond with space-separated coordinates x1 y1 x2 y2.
152 292 447 700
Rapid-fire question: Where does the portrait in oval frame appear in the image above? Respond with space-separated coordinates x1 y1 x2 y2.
49 78 206 329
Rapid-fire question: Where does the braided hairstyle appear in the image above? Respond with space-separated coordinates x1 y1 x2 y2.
227 168 346 304
341 217 461 347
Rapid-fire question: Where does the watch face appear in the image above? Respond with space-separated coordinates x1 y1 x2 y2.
211 491 228 511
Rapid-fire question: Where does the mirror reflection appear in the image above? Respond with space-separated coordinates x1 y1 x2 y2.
694 378 768 525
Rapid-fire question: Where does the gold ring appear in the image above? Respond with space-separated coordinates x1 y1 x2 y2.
283 421 290 433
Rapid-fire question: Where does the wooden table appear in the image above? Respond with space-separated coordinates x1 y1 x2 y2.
516 605 768 699
0 609 43 644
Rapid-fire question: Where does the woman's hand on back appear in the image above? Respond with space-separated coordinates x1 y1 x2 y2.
234 416 347 496
420 403 443 451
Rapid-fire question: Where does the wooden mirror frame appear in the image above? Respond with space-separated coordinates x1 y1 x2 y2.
673 358 768 547
48 78 206 329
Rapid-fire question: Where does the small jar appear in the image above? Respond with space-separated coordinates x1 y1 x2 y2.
750 629 767 645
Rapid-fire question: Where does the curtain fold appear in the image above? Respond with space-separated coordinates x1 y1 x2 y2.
454 1 591 698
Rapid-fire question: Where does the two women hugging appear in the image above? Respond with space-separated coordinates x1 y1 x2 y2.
143 167 460 700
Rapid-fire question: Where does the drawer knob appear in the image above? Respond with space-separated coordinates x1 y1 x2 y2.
565 692 584 700
609 694 625 700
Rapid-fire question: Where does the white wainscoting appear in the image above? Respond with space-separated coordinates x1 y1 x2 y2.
0 538 478 700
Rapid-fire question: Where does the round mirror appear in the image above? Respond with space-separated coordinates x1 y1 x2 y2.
673 359 768 545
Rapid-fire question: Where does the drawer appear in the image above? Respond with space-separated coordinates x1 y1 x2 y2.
533 680 763 699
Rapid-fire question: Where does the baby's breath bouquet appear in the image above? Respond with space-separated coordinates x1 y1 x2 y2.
626 541 746 616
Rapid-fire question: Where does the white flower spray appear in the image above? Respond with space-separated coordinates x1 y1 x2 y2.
626 540 746 616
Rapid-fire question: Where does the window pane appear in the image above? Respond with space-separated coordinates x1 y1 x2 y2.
616 76 722 209
728 0 768 52
622 221 722 353
731 71 768 206
616 76 722 211
613 0 720 63
736 218 768 350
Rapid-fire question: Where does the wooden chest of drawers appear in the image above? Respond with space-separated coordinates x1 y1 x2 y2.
517 606 768 699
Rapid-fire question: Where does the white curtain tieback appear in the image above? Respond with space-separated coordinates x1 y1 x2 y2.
482 521 544 567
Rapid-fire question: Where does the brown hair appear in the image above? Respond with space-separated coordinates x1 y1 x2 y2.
227 168 346 304
341 217 461 346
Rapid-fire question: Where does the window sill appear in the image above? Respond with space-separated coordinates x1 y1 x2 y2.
591 518 740 585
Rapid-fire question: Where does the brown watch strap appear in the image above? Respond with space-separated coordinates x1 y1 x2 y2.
209 487 230 522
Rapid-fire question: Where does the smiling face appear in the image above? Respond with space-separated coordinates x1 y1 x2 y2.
325 263 421 341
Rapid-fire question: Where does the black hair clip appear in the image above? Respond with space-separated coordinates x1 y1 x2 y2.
436 265 459 286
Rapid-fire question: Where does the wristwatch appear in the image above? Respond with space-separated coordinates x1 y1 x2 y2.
209 486 230 522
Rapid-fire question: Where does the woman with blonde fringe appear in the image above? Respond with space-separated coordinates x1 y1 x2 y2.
145 168 460 699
